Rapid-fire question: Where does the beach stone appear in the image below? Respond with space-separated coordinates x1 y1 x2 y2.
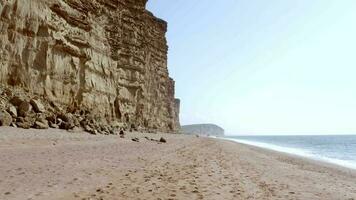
30 99 46 113
132 138 139 142
119 130 125 136
0 111 12 126
160 137 167 143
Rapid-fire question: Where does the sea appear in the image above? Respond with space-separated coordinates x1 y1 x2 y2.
222 135 356 170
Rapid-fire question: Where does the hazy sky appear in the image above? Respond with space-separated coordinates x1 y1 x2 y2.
147 0 356 135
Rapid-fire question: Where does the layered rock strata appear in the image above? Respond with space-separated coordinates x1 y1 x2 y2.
0 0 180 133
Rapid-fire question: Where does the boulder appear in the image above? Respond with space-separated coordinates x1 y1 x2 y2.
89 129 98 135
34 121 49 129
50 101 63 112
7 106 17 117
59 122 75 130
18 101 32 117
49 122 59 129
30 99 46 113
58 113 76 130
159 137 167 143
0 111 12 126
16 116 36 129
9 96 25 107
16 122 31 129
46 115 57 125
84 125 92 133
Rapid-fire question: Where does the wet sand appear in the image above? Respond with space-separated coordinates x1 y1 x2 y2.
0 127 355 200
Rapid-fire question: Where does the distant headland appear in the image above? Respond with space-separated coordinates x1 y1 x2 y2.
181 124 225 136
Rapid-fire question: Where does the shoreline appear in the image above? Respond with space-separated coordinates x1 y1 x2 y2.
219 137 356 172
1 127 356 199
221 138 356 178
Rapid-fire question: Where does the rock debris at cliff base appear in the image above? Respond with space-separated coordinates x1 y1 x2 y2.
0 0 180 133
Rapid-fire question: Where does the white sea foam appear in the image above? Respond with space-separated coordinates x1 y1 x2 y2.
219 137 356 170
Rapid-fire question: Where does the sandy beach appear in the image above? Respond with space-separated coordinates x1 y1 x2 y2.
0 127 355 200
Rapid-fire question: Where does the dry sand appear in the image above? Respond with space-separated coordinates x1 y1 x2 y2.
0 127 355 200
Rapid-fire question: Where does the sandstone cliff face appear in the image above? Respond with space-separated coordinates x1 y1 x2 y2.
0 0 180 132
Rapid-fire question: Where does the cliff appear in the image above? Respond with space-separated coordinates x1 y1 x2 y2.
181 124 225 136
0 0 180 134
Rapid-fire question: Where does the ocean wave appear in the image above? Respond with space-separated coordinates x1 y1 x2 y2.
220 137 356 170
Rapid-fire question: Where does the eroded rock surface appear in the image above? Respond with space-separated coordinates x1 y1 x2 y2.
0 0 180 133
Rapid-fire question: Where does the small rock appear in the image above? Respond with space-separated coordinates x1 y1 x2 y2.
0 111 12 126
159 137 167 143
119 130 125 136
30 99 46 113
132 138 139 142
